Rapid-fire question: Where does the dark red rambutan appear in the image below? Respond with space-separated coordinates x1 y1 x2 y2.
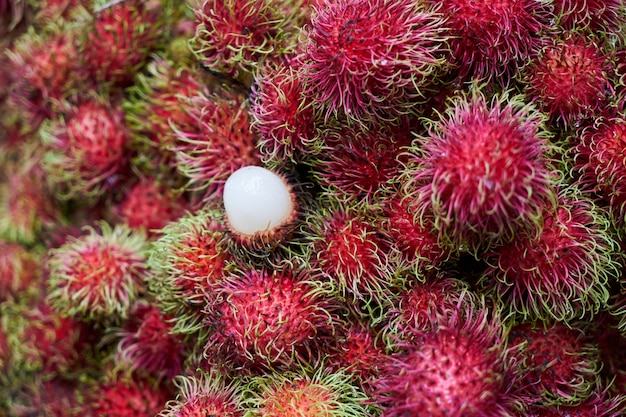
375 297 522 417
173 94 261 201
427 0 550 82
148 208 233 337
381 187 452 272
0 242 40 302
47 222 149 323
77 0 165 88
301 0 446 120
302 197 396 312
8 377 81 417
574 117 626 232
508 321 600 405
41 97 130 200
83 373 171 417
404 90 556 254
251 62 318 164
242 365 370 416
552 0 625 31
114 301 186 381
112 177 186 236
524 32 613 128
205 265 339 372
157 369 244 417
480 187 620 322
189 0 303 81
525 386 626 417
123 58 208 175
311 118 413 202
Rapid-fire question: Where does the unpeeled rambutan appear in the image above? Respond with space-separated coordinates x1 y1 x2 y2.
157 369 244 417
552 0 625 31
242 364 370 416
0 241 41 302
480 186 620 322
574 117 626 232
300 0 446 120
205 264 339 372
148 208 233 337
375 297 522 417
508 321 600 405
524 32 613 128
404 89 556 254
525 386 626 417
427 0 550 82
47 222 149 323
41 96 130 200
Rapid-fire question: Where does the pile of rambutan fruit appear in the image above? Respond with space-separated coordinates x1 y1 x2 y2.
3 0 626 415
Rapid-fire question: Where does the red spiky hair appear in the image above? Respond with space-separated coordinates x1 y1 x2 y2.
301 0 446 120
552 0 625 31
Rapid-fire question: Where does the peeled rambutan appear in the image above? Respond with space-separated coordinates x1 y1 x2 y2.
574 117 626 232
242 364 370 416
251 62 319 164
112 177 186 236
311 118 413 202
157 369 244 417
41 96 130 200
189 0 303 81
173 94 261 201
77 0 165 88
375 297 522 417
427 0 550 82
148 208 233 337
300 0 446 120
302 196 396 313
404 89 557 254
524 32 613 128
480 186 620 322
47 222 149 323
552 0 625 31
205 264 339 372
508 321 601 405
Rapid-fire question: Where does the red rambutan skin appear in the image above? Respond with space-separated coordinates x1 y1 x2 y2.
552 0 625 31
508 321 600 405
524 32 612 128
206 266 338 372
301 0 446 120
174 95 261 200
574 118 626 231
41 98 130 200
46 223 149 323
0 242 40 301
251 62 318 163
405 90 556 254
428 0 550 82
113 177 186 235
115 302 186 381
8 377 81 417
78 0 164 88
375 299 522 417
312 119 413 202
524 387 626 417
481 188 620 323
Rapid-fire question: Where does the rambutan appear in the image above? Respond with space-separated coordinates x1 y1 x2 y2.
242 364 370 416
403 89 557 254
480 187 620 322
47 222 149 323
205 264 339 372
0 242 40 302
173 94 261 201
189 0 304 82
77 0 166 88
148 208 233 337
427 0 551 82
525 386 626 417
300 0 447 120
251 62 319 164
508 321 600 405
573 117 626 232
8 377 81 417
375 297 522 417
301 196 396 314
552 0 625 31
524 32 613 128
157 369 244 417
40 96 130 200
